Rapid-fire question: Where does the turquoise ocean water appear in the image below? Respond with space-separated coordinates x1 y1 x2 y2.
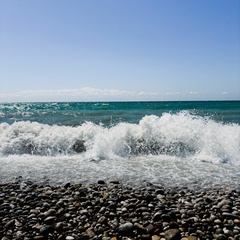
1 101 239 126
0 101 240 188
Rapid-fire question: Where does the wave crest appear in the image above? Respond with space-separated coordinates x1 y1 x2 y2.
0 112 239 165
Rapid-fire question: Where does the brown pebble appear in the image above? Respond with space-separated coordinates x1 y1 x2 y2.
152 235 161 240
98 216 107 223
86 228 96 237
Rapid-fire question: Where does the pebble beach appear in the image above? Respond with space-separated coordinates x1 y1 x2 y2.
1 102 240 239
1 180 240 240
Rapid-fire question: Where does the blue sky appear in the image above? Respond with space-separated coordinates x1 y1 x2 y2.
0 0 239 102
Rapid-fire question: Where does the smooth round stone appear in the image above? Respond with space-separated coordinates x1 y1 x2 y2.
152 235 161 240
153 212 162 222
55 222 64 231
119 222 134 234
121 207 128 212
141 234 151 239
33 236 45 240
66 237 75 240
43 216 56 224
234 219 240 224
98 216 107 223
214 219 222 224
215 228 224 234
187 237 198 240
164 228 181 240
85 228 96 238
2 237 11 240
39 226 49 234
4 219 15 229
216 234 227 240
134 222 146 233
218 200 232 208
44 209 56 216
145 224 155 233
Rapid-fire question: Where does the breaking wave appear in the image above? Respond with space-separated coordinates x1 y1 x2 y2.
0 111 239 165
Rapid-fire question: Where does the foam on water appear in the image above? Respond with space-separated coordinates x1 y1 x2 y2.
0 111 239 188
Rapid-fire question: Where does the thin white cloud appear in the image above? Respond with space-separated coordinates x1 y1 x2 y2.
0 87 159 102
189 91 199 95
165 92 181 95
221 92 229 95
0 87 235 102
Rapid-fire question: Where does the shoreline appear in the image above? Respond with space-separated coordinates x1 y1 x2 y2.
1 180 240 240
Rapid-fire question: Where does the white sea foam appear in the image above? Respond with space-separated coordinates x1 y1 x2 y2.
0 112 239 187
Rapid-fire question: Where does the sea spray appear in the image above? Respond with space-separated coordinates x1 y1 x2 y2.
0 112 239 164
0 106 239 188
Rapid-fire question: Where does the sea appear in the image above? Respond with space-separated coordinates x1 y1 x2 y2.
0 101 240 189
